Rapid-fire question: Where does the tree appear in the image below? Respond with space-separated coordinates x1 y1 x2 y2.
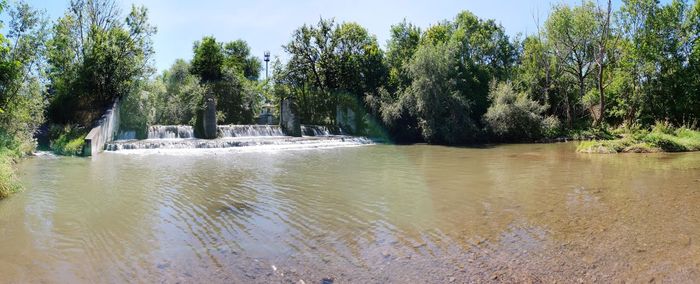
46 0 156 126
593 0 613 126
280 18 387 127
484 82 551 141
0 0 49 150
188 36 262 126
405 42 478 144
223 39 261 80
545 1 598 126
152 59 204 125
385 19 420 93
373 19 422 142
190 36 224 84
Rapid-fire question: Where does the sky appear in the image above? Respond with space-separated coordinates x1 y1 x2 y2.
4 0 651 73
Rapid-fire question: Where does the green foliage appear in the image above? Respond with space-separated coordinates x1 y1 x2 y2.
542 116 563 138
279 18 387 126
189 36 263 125
405 42 478 144
154 59 204 125
385 20 421 93
191 36 224 83
214 68 259 124
577 125 700 153
0 147 22 199
223 39 262 80
120 88 156 139
125 35 261 133
484 82 550 141
373 11 515 144
49 125 86 156
46 1 156 127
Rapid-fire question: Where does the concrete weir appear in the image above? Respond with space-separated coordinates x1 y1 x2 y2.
83 100 120 156
88 97 371 155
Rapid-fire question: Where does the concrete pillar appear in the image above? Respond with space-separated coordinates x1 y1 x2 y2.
280 98 301 137
202 97 218 139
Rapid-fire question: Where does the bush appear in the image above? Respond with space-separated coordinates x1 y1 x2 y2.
642 132 686 152
652 121 675 135
484 82 549 141
0 148 22 199
49 125 87 156
577 127 700 153
542 116 562 138
406 42 480 144
0 132 24 199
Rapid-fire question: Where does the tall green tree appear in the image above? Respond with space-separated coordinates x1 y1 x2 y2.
189 36 261 125
280 18 386 127
545 1 599 126
0 0 49 151
385 20 421 93
405 42 478 144
223 39 261 80
190 36 223 84
46 0 156 126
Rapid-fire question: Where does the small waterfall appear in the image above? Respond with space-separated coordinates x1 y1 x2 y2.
105 136 374 151
105 124 373 152
115 131 136 140
218 125 285 138
301 125 339 136
148 125 194 139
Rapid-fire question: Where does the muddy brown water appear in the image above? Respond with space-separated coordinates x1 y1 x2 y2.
2 143 700 283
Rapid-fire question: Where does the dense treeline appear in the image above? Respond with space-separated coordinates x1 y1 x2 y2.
268 0 700 144
0 0 49 197
0 0 699 196
122 36 265 138
0 0 699 154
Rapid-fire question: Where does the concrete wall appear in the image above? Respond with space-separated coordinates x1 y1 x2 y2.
83 100 120 156
280 98 301 137
202 97 218 139
84 99 120 156
336 106 357 134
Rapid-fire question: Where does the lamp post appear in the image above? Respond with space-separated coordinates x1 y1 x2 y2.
264 51 270 80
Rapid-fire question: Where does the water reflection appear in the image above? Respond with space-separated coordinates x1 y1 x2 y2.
1 143 700 282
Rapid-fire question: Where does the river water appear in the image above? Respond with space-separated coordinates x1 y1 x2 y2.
2 143 700 282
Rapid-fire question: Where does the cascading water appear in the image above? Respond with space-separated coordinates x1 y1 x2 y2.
218 125 285 137
115 131 136 140
148 125 194 139
105 124 372 152
301 125 337 136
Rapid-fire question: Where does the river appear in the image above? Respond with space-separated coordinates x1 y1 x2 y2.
1 143 700 282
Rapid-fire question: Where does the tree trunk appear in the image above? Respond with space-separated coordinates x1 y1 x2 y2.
594 0 612 127
565 94 572 128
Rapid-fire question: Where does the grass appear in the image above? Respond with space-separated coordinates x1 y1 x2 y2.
577 123 700 153
0 148 23 199
0 131 26 200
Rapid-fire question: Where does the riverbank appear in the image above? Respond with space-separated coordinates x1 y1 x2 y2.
0 130 35 199
577 126 700 153
0 149 21 199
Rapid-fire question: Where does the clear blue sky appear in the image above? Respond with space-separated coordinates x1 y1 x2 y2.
4 0 659 73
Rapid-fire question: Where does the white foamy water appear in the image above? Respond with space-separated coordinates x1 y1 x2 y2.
108 124 363 153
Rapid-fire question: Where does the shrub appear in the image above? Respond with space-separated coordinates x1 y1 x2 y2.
642 132 685 152
542 116 562 138
49 125 87 156
0 132 24 199
578 127 700 153
484 82 548 141
0 148 22 199
652 121 675 135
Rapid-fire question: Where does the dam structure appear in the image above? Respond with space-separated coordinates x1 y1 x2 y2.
105 124 372 152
